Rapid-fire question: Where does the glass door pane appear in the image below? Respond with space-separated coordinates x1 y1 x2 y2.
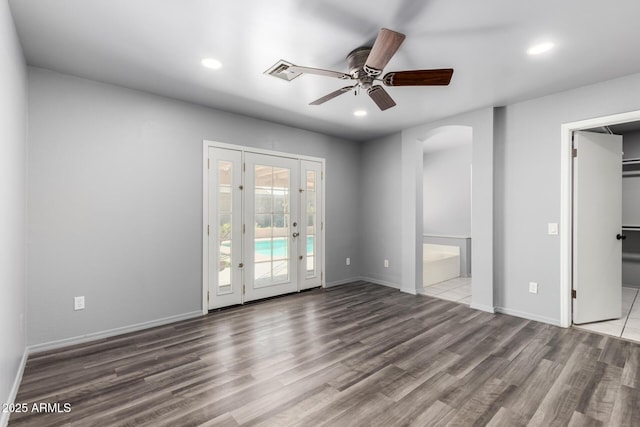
218 160 233 294
254 165 291 287
300 160 323 290
305 170 317 278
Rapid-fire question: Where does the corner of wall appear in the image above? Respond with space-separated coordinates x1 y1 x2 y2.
0 1 29 424
492 106 507 309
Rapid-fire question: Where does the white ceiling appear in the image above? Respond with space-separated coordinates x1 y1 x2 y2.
9 0 640 142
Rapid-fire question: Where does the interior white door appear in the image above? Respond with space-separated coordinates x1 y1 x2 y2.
244 153 299 301
299 160 323 290
208 147 243 309
573 131 623 324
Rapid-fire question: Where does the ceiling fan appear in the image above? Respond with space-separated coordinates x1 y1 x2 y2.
268 28 454 111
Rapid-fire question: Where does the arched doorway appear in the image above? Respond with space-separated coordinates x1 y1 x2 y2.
420 126 473 304
399 107 494 313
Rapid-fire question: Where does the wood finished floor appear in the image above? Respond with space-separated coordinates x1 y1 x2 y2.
9 282 640 427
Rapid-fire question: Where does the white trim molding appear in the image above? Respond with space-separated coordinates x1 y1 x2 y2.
470 303 496 314
495 306 562 327
361 276 401 290
28 311 202 354
325 277 364 288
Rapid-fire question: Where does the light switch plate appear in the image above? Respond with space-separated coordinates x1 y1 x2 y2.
529 282 538 294
548 223 559 235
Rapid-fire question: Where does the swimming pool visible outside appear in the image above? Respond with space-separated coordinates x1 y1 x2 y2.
222 236 314 258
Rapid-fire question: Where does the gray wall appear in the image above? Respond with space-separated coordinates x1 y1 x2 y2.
27 67 361 346
494 72 640 324
423 144 472 236
0 0 28 422
358 133 402 287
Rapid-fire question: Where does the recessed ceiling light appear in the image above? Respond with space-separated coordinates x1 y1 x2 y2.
527 42 554 56
353 110 367 117
201 58 222 69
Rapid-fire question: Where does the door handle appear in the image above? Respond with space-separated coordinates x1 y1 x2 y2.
617 234 627 240
292 232 299 238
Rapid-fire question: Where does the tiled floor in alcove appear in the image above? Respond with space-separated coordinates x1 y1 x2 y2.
420 276 472 305
573 286 640 342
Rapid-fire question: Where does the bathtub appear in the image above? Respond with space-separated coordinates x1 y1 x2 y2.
423 243 460 286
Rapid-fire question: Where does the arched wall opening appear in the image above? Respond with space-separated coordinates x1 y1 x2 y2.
400 107 494 313
420 126 473 303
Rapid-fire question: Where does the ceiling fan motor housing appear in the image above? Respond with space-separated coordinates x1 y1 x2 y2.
347 47 374 89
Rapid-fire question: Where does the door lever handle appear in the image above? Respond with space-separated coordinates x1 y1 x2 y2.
617 234 627 240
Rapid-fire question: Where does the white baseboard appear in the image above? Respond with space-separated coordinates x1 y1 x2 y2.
325 277 403 292
324 277 364 287
495 306 562 327
360 276 401 290
470 302 496 314
28 311 203 354
1 347 29 427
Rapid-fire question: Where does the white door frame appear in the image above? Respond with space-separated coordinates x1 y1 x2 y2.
202 140 326 314
560 110 640 327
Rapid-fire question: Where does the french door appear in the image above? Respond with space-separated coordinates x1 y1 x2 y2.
206 146 323 310
244 153 299 301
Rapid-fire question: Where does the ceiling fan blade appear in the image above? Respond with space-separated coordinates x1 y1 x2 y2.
368 86 397 111
364 28 406 76
309 86 355 105
288 65 351 80
383 69 454 86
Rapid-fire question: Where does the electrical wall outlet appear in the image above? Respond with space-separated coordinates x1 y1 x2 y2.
74 296 85 311
384 259 389 268
346 257 351 266
529 282 538 294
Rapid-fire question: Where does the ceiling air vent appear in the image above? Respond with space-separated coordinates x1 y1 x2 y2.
264 60 302 82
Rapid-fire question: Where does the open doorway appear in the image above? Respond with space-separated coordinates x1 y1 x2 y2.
571 122 640 341
560 110 640 342
419 125 473 304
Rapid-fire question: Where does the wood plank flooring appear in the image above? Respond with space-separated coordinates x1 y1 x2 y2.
9 282 640 426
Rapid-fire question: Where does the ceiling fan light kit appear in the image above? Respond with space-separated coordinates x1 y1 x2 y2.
265 28 454 111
